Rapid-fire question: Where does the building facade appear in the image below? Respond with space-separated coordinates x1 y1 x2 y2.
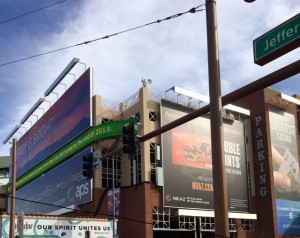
6 65 300 238
76 86 300 238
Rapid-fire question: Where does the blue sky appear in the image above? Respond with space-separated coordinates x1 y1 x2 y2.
0 0 299 155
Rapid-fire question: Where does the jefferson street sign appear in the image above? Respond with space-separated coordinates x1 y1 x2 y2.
253 13 300 66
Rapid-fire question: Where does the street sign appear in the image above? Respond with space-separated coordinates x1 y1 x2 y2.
253 13 300 66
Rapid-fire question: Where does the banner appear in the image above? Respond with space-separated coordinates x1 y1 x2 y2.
269 107 300 235
11 119 134 191
14 148 92 215
1 217 113 238
161 100 249 211
16 68 91 178
108 188 120 220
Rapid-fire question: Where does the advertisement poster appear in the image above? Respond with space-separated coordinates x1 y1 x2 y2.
15 68 91 178
1 217 113 238
108 188 120 220
161 100 249 211
14 148 93 215
269 108 300 235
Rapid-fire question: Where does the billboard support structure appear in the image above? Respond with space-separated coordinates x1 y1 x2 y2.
9 139 17 238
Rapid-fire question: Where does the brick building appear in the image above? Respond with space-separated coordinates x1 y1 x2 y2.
5 62 300 238
74 85 300 238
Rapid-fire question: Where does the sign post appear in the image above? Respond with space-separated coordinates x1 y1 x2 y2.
253 13 300 66
17 213 24 237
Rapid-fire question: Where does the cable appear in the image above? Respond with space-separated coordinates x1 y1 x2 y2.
4 193 153 225
0 4 205 67
0 0 67 25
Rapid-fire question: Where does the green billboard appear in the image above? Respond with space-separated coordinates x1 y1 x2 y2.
9 119 133 191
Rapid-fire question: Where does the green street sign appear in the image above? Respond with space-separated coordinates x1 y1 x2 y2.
9 119 134 191
253 13 300 66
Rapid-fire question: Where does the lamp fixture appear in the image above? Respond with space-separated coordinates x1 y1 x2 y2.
280 93 300 105
2 125 20 144
20 98 45 124
168 86 250 116
44 57 80 97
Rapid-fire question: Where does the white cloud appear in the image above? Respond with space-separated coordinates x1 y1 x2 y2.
0 0 299 155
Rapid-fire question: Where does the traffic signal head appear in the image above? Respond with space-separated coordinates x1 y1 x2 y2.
122 124 136 155
82 153 94 178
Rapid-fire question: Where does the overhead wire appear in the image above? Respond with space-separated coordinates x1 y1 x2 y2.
0 4 205 67
4 193 153 225
0 0 67 25
0 3 205 224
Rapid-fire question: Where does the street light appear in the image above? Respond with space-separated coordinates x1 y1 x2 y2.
244 0 255 2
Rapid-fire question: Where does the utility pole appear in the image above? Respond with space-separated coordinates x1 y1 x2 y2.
205 0 229 237
9 139 17 238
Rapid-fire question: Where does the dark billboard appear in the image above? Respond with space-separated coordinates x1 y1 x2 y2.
161 100 249 212
269 108 300 235
15 148 93 215
16 68 91 178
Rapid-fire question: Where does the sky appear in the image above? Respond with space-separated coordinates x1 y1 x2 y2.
0 0 299 156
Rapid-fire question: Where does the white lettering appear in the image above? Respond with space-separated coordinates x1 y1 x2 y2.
76 182 89 199
263 24 300 51
256 115 268 197
260 187 267 197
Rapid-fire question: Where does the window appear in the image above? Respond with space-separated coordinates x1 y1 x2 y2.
150 143 156 183
130 144 141 185
153 207 171 229
134 112 140 122
102 148 122 188
229 218 236 232
200 217 215 231
0 169 9 178
102 118 113 123
149 111 160 122
241 219 254 231
179 216 196 230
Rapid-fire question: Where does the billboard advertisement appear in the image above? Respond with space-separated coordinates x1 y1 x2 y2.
269 108 300 235
1 217 114 238
108 188 120 220
14 148 93 215
161 100 249 211
16 68 92 178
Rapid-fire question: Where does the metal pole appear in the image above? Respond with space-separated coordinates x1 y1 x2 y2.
9 139 17 238
113 156 115 238
205 0 229 237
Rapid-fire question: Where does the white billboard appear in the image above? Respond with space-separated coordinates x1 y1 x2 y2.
1 217 115 238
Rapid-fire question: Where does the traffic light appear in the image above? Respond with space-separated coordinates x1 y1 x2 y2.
82 153 94 178
122 124 136 156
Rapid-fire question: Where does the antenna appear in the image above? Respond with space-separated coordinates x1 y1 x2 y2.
141 77 152 87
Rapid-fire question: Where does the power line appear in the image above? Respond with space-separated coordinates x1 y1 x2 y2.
0 0 67 25
4 193 153 225
0 4 205 67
